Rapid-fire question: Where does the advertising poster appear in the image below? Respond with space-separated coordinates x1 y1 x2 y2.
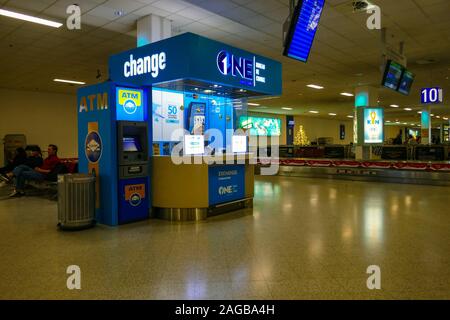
184 135 205 155
152 89 184 141
364 108 384 144
239 116 281 136
208 165 245 206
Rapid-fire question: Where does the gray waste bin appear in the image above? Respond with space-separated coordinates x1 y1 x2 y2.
57 173 96 230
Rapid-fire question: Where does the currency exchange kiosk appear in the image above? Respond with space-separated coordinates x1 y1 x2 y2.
78 32 281 224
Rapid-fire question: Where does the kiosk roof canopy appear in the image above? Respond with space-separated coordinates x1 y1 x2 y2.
109 32 282 98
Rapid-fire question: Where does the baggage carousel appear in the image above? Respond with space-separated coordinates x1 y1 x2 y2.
257 158 450 186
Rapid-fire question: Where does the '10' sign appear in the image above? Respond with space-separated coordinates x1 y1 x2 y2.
421 87 443 104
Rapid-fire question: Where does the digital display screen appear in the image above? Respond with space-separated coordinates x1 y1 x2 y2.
184 135 205 155
364 108 384 144
239 116 281 136
116 87 145 121
382 60 404 91
283 0 325 63
398 70 415 95
123 136 142 152
232 136 247 153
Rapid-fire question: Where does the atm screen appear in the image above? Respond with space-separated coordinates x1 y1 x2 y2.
123 136 142 152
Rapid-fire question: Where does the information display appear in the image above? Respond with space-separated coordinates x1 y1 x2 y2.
364 108 384 144
184 135 204 155
398 70 415 95
382 60 403 91
208 165 245 206
239 116 281 136
283 0 325 63
232 135 247 153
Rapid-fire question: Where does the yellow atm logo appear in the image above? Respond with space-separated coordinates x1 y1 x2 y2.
119 89 142 115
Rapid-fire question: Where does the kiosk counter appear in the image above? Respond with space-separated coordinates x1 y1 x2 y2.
152 154 255 220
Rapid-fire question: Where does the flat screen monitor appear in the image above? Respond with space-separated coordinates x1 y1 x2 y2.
123 136 142 152
239 116 281 136
398 70 415 95
381 60 404 91
283 0 325 63
232 135 247 153
184 135 205 155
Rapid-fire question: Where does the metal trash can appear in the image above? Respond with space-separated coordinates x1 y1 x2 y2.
57 173 96 230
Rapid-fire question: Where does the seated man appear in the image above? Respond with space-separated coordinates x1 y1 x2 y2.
0 147 27 185
0 146 43 183
9 144 60 197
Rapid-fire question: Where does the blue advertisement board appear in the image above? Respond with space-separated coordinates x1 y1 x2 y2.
109 33 282 96
209 165 245 206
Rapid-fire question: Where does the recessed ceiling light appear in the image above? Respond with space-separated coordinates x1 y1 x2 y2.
204 89 214 93
53 78 85 85
431 114 435 116
417 111 422 114
0 8 62 28
247 103 260 106
386 120 391 123
444 117 448 120
436 116 441 118
390 104 399 108
307 84 324 90
403 122 407 125
347 115 354 118
404 108 412 111
328 113 337 116
340 93 354 97
309 110 319 114
282 107 293 110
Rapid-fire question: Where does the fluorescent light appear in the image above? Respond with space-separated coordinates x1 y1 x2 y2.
247 103 260 106
404 108 412 111
53 79 85 85
328 113 337 116
390 104 399 108
309 110 319 114
282 107 293 110
417 111 422 114
307 84 324 90
386 120 391 123
340 92 354 97
0 8 62 28
347 115 354 118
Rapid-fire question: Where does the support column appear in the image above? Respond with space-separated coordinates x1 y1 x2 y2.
137 14 171 47
354 86 379 160
421 107 431 145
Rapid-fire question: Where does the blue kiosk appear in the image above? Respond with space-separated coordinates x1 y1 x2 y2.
77 33 281 225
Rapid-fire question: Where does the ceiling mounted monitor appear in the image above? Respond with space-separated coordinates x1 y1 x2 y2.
397 69 415 95
283 0 326 63
381 60 404 91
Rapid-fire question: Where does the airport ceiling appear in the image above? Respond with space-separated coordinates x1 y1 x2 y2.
0 0 449 125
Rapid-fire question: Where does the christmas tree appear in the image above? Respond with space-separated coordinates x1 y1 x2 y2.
294 125 310 146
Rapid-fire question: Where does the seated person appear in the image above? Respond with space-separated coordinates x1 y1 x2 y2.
9 144 60 197
0 147 27 181
1 146 43 183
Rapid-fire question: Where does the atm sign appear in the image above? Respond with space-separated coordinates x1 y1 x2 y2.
116 87 145 121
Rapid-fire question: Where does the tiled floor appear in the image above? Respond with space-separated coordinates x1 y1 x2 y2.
1 176 450 299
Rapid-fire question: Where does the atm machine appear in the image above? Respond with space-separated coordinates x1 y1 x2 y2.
77 82 151 226
117 121 149 224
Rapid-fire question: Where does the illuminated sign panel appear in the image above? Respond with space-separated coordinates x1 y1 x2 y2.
421 87 443 104
239 116 281 136
116 87 144 121
364 108 384 144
